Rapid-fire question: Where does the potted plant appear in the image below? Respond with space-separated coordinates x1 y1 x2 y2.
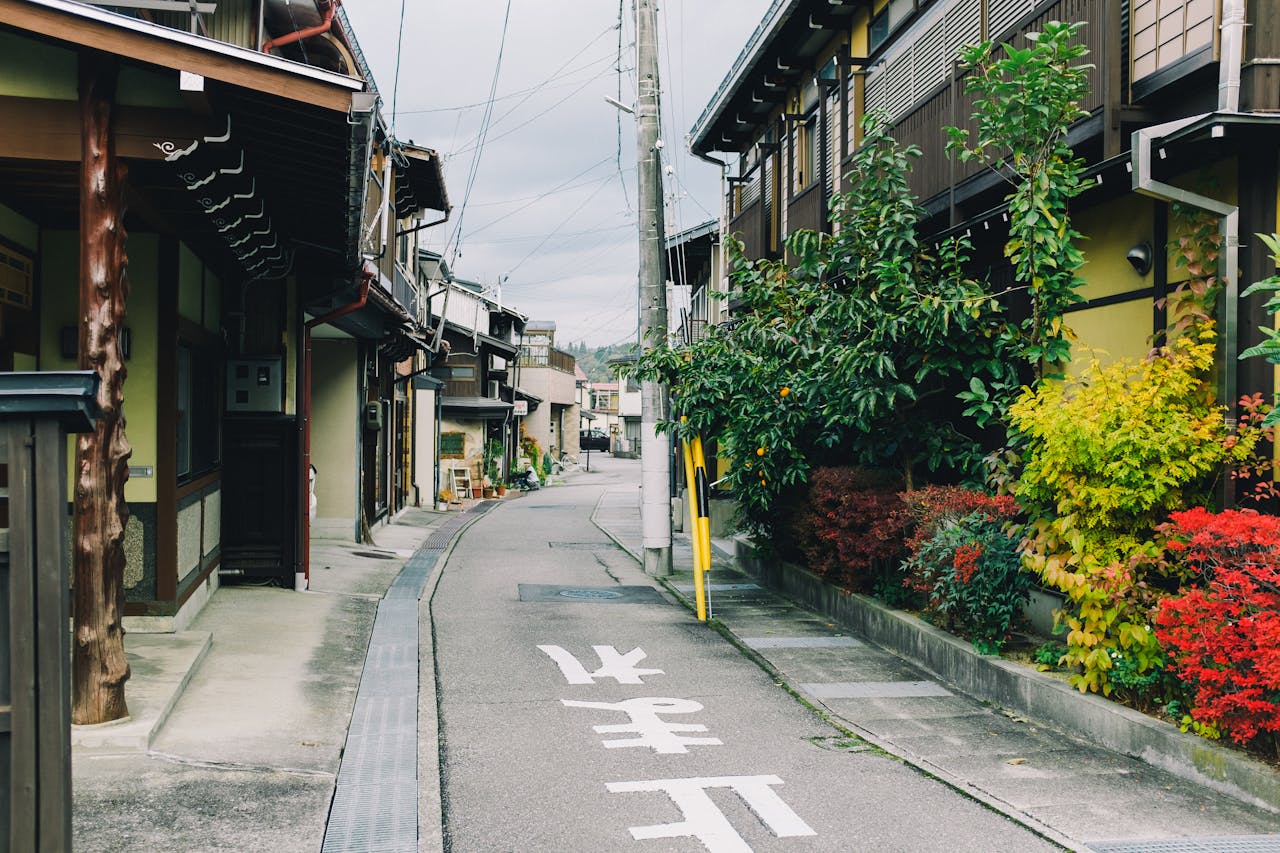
437 488 455 511
482 475 496 499
484 439 504 498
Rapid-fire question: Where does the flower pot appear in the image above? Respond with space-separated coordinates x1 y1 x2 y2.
472 487 483 498
496 485 507 497
483 488 496 498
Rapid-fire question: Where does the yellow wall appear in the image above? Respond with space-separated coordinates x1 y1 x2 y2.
1065 194 1164 371
311 339 358 532
1074 194 1155 302
0 31 76 99
178 242 202 323
0 200 38 250
38 230 160 504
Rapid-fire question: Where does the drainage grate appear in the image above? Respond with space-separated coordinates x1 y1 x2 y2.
323 499 493 851
744 636 863 649
548 541 621 551
517 584 667 604
1088 838 1280 853
800 681 953 699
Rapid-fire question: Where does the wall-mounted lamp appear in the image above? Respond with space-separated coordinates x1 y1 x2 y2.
1126 241 1154 277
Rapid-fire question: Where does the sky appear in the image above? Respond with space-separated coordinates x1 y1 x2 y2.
341 0 772 348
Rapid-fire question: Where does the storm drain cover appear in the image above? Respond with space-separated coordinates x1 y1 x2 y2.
518 584 666 604
559 588 624 600
548 541 621 551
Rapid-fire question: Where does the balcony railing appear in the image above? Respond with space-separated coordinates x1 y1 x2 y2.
728 198 766 262
787 182 826 240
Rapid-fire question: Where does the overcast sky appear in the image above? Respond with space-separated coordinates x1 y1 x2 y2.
341 1 771 348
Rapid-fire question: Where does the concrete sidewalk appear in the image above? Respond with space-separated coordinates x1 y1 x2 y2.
593 484 1280 853
71 507 450 853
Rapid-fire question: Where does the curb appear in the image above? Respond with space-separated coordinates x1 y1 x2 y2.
732 534 1280 814
71 631 213 754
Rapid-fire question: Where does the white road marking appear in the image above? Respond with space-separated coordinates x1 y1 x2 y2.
561 697 723 754
607 775 816 852
536 644 663 685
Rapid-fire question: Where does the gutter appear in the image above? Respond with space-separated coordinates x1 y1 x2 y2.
689 0 803 152
16 0 362 91
1130 0 1245 499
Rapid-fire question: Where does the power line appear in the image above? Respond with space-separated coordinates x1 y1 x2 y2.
446 0 514 266
505 174 619 276
463 157 615 238
389 0 407 135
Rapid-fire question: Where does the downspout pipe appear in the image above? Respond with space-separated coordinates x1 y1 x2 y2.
299 264 372 591
263 0 338 54
1129 0 1246 498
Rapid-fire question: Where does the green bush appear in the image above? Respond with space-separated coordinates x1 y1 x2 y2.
903 512 1031 653
1008 330 1257 693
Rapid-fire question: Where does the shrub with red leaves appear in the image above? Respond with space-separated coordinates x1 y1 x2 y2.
900 485 1020 559
791 467 904 589
1155 508 1280 750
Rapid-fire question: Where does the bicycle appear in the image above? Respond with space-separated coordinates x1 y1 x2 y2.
553 452 584 474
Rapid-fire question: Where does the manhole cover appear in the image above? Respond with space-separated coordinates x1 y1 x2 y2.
558 588 624 600
352 551 397 560
518 584 667 604
548 541 620 551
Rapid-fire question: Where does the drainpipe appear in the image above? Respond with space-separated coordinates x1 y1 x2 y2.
263 0 338 53
300 264 372 591
1130 0 1245 501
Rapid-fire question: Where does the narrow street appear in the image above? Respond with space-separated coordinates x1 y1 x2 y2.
428 455 1057 852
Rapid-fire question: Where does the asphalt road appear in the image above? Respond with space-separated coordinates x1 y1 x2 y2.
430 456 1060 852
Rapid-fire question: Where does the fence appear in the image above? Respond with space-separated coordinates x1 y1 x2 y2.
0 371 99 852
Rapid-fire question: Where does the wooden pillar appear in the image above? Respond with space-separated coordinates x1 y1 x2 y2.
72 53 132 725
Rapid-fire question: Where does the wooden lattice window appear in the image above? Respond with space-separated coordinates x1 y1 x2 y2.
0 245 33 309
1132 0 1215 81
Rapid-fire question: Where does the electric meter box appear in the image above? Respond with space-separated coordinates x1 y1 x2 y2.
226 357 284 412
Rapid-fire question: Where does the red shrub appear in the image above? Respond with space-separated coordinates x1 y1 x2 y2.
900 485 1019 559
1155 508 1280 747
791 467 904 588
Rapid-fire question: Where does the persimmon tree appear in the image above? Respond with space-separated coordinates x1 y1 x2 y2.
633 115 1005 535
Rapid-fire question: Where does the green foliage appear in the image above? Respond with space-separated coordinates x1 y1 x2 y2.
1009 329 1256 693
1239 233 1280 425
946 21 1091 374
903 512 1032 653
1033 641 1067 669
484 439 504 480
633 115 1009 535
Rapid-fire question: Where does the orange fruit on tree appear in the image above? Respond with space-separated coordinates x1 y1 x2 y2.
779 386 790 398
756 447 766 456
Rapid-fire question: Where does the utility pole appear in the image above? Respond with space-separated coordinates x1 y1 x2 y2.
635 0 671 576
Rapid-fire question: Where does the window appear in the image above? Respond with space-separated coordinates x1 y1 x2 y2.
795 113 818 191
869 0 914 51
0 244 32 309
1131 0 1214 81
176 341 221 481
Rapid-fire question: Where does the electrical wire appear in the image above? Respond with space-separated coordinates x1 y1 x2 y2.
389 0 407 135
505 173 619 276
461 157 615 238
445 0 514 266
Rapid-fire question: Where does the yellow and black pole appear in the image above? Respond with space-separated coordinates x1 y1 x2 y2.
679 436 707 621
690 435 713 605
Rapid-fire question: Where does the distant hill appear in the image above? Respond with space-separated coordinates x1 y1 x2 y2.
569 342 638 383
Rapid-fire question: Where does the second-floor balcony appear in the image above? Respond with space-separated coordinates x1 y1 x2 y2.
518 345 576 374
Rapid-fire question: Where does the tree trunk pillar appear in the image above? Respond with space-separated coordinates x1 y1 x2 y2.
72 53 132 725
